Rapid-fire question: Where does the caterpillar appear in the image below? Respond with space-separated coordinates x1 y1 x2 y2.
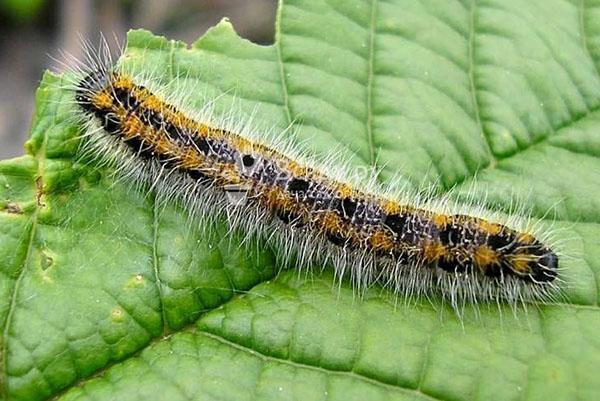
63 41 562 314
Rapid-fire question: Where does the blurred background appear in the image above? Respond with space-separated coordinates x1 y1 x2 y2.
0 0 277 159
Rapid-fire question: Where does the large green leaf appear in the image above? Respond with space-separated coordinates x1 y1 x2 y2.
1 0 599 400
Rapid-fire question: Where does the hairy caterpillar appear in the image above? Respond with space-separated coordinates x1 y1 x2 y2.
62 41 562 315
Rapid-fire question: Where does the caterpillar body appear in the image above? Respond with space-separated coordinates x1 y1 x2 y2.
67 45 561 314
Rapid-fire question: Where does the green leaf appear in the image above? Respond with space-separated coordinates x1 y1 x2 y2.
1 1 600 400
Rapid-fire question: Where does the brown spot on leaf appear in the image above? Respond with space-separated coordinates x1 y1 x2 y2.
40 250 54 271
35 176 45 207
3 202 22 214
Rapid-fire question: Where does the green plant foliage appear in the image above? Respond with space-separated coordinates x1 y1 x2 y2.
1 1 599 400
0 0 45 22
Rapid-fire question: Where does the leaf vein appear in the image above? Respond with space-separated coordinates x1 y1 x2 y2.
151 196 169 335
365 0 378 167
199 330 445 401
0 83 52 398
275 1 294 125
468 0 492 158
580 0 600 78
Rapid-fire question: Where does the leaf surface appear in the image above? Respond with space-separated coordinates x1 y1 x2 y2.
1 1 599 400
